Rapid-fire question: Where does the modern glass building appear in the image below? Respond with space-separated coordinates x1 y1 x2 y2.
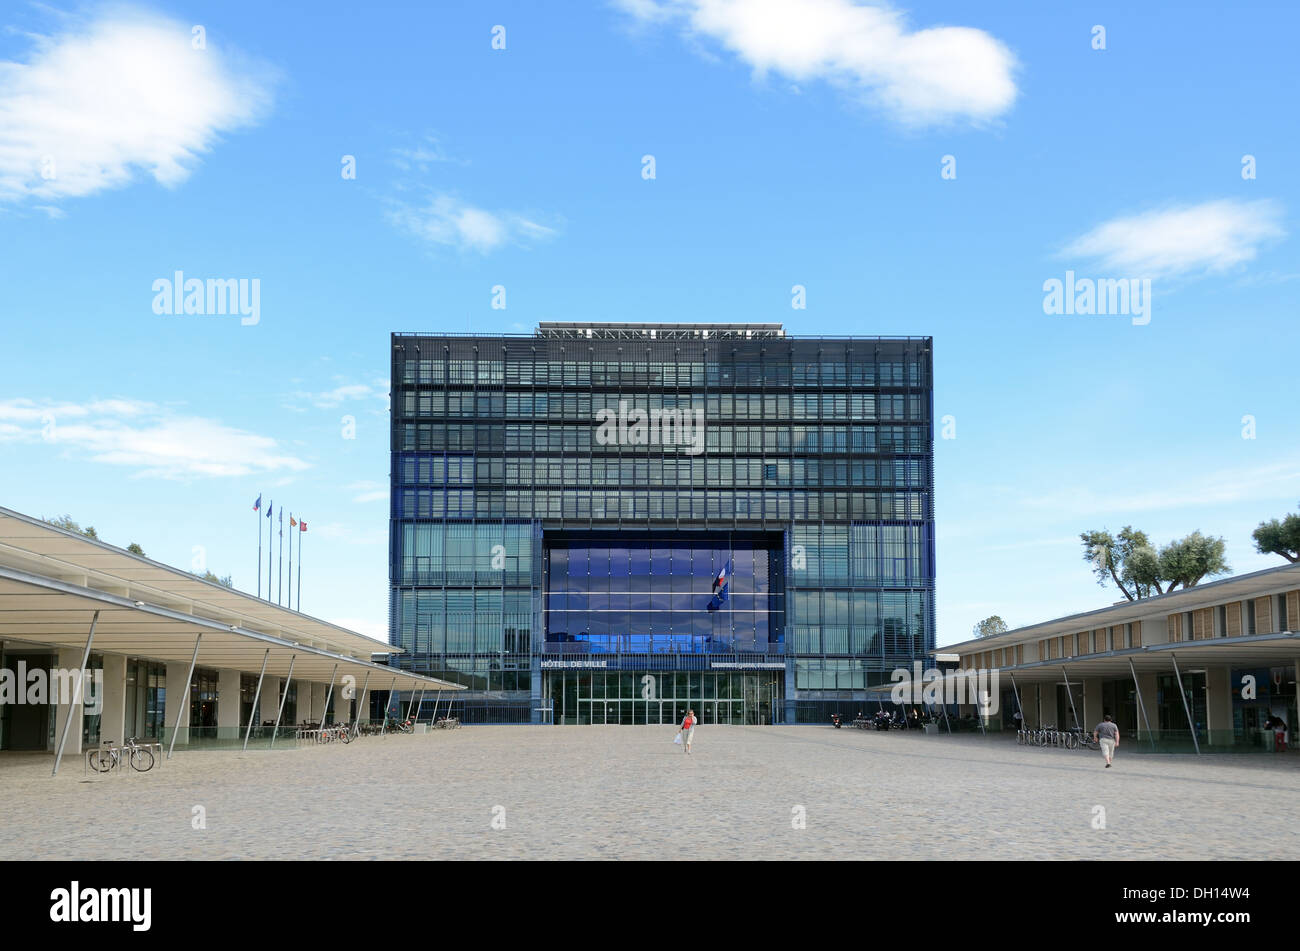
388 323 935 724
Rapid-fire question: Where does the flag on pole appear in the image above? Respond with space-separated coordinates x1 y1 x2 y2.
266 501 273 600
296 517 305 611
289 515 297 529
255 493 263 598
708 559 731 611
277 507 284 605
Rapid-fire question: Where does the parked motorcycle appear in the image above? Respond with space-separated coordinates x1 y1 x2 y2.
831 713 843 729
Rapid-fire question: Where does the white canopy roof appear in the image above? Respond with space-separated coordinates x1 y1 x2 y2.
0 506 461 693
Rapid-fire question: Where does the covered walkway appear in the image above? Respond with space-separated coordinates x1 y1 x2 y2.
0 506 462 773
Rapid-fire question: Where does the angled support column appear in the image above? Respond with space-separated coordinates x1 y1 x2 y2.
52 610 99 777
320 664 339 729
1170 651 1201 755
407 687 424 722
242 649 271 751
380 676 397 733
1060 666 1081 732
351 671 371 738
167 633 202 760
1128 657 1156 750
269 654 296 750
940 674 952 735
1008 673 1025 733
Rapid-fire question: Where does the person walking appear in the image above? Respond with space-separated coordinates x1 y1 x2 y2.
678 708 697 755
1093 714 1120 767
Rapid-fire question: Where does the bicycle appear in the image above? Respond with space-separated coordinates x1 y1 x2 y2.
88 737 155 773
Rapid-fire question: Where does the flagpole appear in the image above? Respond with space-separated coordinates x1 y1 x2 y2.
287 514 294 611
278 508 284 606
266 502 273 602
256 497 262 599
297 522 303 612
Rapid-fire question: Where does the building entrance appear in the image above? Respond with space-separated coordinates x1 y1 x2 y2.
546 670 782 725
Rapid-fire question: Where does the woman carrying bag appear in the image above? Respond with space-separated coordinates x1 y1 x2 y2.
675 709 697 755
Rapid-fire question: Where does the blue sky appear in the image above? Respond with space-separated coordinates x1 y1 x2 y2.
0 0 1296 645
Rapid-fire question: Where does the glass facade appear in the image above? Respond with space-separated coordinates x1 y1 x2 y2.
389 324 935 722
545 535 780 654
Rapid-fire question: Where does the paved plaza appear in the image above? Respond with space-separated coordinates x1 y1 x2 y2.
3 727 1299 860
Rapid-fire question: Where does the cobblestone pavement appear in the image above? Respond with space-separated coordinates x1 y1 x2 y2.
3 727 1299 860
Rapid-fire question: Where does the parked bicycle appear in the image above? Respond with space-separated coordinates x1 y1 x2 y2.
88 737 155 773
315 724 352 744
1018 724 1101 751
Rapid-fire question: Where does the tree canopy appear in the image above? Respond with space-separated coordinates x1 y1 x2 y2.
1081 526 1228 600
44 514 98 539
1253 505 1300 563
973 615 1008 638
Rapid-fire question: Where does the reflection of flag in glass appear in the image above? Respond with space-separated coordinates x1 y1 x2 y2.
708 559 731 611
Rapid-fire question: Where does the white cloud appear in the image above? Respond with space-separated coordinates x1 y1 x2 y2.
1018 457 1300 520
0 7 274 206
0 398 308 478
390 135 465 171
346 481 389 504
1061 199 1285 278
293 379 389 409
614 0 1018 126
387 193 560 253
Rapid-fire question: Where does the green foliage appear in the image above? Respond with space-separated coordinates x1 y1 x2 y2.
126 542 146 556
44 514 98 539
972 615 1008 639
1253 505 1300 563
197 570 234 588
1082 526 1229 600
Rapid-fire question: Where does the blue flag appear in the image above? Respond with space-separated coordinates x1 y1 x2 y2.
252 493 262 512
266 501 272 519
707 559 731 611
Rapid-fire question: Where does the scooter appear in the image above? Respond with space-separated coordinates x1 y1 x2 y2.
831 713 843 729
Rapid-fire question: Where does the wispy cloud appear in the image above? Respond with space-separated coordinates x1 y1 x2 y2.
0 6 274 207
390 134 466 172
0 398 308 479
1061 199 1285 279
346 480 389 504
290 379 389 410
1018 457 1300 520
386 192 560 254
613 0 1018 126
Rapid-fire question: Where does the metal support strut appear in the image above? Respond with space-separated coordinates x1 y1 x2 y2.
269 654 296 750
167 633 203 760
1170 652 1201 755
52 610 99 777
242 649 271 751
1127 657 1156 750
1060 666 1081 732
